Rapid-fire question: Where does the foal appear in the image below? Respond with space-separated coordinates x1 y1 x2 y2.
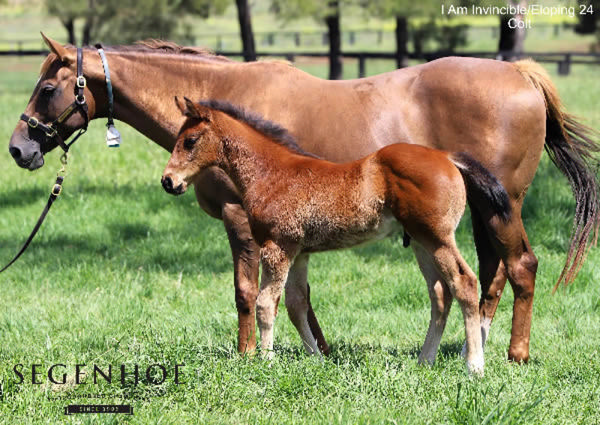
162 98 511 375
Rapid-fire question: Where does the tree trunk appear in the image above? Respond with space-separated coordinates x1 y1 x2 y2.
62 18 76 46
325 1 342 80
82 0 95 46
497 0 527 61
395 15 409 69
235 0 256 62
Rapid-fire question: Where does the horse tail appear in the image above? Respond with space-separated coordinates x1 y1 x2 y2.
450 152 512 223
514 59 600 288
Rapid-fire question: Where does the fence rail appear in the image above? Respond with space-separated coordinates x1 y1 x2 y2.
1 48 598 77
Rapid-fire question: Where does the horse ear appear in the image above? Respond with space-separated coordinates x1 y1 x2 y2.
183 97 212 122
174 96 187 115
41 32 75 64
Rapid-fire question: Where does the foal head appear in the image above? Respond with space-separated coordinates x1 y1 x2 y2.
161 97 222 195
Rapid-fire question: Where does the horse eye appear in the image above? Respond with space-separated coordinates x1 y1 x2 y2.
183 137 198 150
41 85 56 96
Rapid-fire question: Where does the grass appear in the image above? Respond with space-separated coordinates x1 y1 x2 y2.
0 56 599 423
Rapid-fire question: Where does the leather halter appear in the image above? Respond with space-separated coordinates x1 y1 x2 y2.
19 47 89 152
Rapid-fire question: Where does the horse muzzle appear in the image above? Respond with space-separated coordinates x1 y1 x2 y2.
8 134 44 170
161 175 186 195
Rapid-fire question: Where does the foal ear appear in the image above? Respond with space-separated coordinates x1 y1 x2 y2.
174 96 187 115
41 32 75 64
183 97 212 122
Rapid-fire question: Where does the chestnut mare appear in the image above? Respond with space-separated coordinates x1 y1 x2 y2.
8 35 600 363
162 98 513 375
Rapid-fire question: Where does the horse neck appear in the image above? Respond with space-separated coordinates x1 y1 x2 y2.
86 50 241 152
216 118 307 195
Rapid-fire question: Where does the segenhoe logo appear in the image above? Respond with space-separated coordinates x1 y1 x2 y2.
12 363 185 386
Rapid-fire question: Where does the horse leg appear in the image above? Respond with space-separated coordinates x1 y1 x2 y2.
222 203 261 354
412 243 453 366
284 254 321 356
485 206 538 363
255 240 294 359
432 243 484 375
461 209 509 357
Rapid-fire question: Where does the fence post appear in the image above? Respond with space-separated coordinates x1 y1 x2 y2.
216 35 222 51
294 32 300 47
349 31 355 45
377 30 383 44
322 32 328 45
554 24 559 37
358 55 365 78
286 54 294 63
267 33 274 46
558 53 571 75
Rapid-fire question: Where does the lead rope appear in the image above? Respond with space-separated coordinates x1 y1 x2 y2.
0 153 69 273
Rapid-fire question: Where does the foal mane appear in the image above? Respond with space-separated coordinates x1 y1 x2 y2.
199 100 319 159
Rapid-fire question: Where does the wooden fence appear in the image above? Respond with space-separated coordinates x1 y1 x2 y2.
1 46 598 77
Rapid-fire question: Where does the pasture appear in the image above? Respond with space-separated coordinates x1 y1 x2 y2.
0 55 599 424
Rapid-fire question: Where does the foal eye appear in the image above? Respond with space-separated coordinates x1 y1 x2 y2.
183 137 198 149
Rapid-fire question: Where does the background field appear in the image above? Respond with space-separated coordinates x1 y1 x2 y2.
1 15 600 425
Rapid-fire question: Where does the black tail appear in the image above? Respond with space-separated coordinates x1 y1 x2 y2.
450 152 512 223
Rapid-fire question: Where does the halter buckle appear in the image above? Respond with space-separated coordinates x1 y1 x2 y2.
27 117 39 128
76 94 86 105
45 126 57 138
51 183 62 197
76 76 87 88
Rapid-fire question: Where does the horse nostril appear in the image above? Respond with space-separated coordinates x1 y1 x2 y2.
9 146 22 161
162 176 173 191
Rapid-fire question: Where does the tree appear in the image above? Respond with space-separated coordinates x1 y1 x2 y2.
46 0 89 45
45 0 228 46
235 0 256 61
271 0 344 79
496 0 527 61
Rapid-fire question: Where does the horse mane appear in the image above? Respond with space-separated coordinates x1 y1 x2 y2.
199 100 319 159
97 39 232 62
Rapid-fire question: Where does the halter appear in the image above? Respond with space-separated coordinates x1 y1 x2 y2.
1 46 115 274
19 47 89 153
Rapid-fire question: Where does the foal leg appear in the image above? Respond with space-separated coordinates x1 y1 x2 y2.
461 209 509 357
432 243 484 375
222 203 329 355
285 254 321 356
412 243 453 366
255 241 294 359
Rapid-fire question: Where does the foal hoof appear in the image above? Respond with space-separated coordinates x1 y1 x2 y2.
467 358 485 377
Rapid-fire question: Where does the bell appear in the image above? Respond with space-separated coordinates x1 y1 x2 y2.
106 124 121 148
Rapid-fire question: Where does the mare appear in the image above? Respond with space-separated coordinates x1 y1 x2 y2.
8 35 600 362
162 97 513 375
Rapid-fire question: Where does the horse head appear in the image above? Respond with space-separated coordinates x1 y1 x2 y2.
162 97 218 195
8 33 96 170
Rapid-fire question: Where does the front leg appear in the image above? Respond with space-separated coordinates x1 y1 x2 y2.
256 240 295 358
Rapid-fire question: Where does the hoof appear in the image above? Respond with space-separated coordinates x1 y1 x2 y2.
508 349 530 364
467 358 485 377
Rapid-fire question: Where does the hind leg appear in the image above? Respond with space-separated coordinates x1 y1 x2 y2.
285 254 321 356
462 209 509 357
487 207 537 363
430 242 483 375
412 243 453 366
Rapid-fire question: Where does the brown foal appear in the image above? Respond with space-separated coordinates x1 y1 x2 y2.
162 98 512 375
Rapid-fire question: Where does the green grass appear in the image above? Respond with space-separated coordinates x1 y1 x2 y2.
0 56 600 423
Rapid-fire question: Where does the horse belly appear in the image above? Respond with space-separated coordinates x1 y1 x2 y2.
301 210 402 253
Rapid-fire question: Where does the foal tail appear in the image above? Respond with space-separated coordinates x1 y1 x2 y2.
514 59 600 287
450 152 511 223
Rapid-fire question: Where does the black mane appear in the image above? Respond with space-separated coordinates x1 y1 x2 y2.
198 100 319 159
